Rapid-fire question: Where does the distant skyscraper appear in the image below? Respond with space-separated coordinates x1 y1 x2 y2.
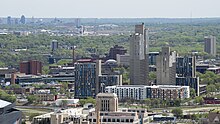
7 16 12 25
20 15 25 24
156 47 176 85
75 18 81 28
51 40 58 52
14 18 19 24
0 18 3 24
204 36 216 57
129 23 149 85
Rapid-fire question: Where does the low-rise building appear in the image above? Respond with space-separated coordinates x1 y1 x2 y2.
33 108 87 124
87 93 149 124
116 54 130 66
0 99 22 124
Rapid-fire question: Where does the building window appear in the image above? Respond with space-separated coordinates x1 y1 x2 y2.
117 119 120 122
126 119 129 122
112 119 115 122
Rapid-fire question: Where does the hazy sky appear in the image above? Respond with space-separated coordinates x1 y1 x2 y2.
1 0 220 18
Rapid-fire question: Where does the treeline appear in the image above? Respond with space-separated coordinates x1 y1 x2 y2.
0 23 220 68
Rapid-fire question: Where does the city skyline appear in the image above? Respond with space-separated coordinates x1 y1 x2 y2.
0 0 220 18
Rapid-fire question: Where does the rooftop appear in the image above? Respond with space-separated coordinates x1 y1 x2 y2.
97 93 117 97
0 99 11 108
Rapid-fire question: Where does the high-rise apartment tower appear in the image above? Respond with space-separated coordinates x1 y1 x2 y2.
129 23 149 85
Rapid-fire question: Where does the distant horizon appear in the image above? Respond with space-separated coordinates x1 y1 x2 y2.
1 17 220 19
1 0 219 18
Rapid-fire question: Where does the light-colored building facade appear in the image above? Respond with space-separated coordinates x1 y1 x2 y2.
129 23 149 85
87 93 149 124
33 108 86 124
105 85 190 100
156 47 177 85
204 36 216 57
116 54 130 66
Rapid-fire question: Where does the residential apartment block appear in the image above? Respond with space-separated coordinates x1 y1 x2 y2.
105 85 190 100
129 23 149 85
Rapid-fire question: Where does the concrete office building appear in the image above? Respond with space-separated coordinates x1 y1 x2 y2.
88 93 149 124
156 47 177 85
96 93 118 112
0 99 22 124
19 60 42 75
130 23 149 85
204 36 216 57
105 85 190 100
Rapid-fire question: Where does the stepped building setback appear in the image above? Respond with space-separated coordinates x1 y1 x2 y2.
129 23 149 85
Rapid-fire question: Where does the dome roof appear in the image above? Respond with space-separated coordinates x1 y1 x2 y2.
105 59 117 64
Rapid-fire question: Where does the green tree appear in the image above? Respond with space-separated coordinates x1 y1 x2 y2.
194 96 204 105
61 100 68 108
144 98 151 107
149 72 156 81
0 90 16 102
171 108 183 118
78 97 96 106
173 99 181 107
42 65 50 75
190 88 196 98
207 84 216 94
27 95 39 104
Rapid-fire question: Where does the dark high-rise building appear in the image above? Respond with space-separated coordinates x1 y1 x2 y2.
51 40 59 52
19 60 42 75
74 59 122 99
7 16 12 25
176 56 199 95
204 36 216 57
129 23 149 85
107 45 127 60
149 52 159 66
176 56 196 77
20 15 25 24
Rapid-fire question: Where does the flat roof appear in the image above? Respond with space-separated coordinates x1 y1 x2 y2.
0 99 11 108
